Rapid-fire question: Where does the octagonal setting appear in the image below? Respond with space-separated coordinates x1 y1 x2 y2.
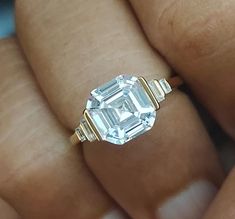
86 75 156 145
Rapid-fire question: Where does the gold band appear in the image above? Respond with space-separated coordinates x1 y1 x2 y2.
70 132 81 145
168 76 183 88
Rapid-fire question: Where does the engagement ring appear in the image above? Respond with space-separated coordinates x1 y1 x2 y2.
70 75 182 145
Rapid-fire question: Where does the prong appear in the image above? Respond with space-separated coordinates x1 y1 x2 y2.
138 77 160 110
83 110 102 141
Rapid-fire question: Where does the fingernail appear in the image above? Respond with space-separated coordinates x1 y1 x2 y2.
0 198 20 219
102 209 128 219
157 180 218 219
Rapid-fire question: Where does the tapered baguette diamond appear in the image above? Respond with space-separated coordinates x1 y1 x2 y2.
148 80 166 102
80 118 96 142
159 79 172 94
86 75 156 145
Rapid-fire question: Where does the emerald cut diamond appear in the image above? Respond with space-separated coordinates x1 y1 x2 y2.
86 75 156 145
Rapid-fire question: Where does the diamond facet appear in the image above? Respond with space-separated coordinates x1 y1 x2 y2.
86 75 156 145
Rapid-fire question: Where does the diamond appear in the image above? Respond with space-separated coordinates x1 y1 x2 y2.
159 79 172 94
86 75 156 145
148 80 166 102
80 118 97 142
74 126 87 142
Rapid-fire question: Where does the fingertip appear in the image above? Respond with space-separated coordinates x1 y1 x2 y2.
102 209 129 219
157 180 218 219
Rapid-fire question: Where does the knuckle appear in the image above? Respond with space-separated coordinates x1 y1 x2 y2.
154 2 235 61
178 15 222 60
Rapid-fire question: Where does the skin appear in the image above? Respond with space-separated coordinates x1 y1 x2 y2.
0 38 121 219
0 0 234 218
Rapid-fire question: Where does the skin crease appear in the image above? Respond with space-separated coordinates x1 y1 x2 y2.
14 0 224 218
0 198 20 219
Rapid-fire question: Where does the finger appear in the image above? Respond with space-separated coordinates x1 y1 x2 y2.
203 168 235 219
15 1 224 218
0 38 129 219
84 93 223 219
129 0 235 139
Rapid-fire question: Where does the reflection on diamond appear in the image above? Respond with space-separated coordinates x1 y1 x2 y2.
86 75 156 145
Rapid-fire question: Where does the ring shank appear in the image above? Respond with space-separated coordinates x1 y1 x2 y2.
168 76 183 88
70 133 80 145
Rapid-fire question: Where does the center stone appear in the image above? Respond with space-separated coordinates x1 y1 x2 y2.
86 75 156 145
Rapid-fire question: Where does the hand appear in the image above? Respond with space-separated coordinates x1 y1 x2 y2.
0 1 234 219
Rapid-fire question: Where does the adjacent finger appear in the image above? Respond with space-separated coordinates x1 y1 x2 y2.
15 1 224 218
0 38 128 219
129 0 235 139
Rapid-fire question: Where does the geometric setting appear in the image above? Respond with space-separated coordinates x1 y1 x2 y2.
73 75 172 145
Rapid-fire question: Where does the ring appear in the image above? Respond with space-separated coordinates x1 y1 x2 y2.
70 75 183 145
